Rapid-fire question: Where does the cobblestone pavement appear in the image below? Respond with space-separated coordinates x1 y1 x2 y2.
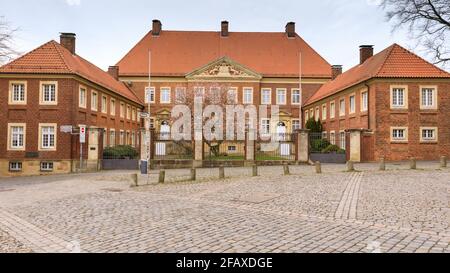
0 162 448 253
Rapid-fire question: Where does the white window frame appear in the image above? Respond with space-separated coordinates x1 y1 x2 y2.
40 162 54 172
339 98 346 117
39 81 58 105
110 129 116 146
330 131 336 145
110 99 116 116
119 130 125 145
315 107 320 121
120 102 125 118
79 86 87 108
39 123 57 151
145 87 156 104
227 87 238 104
330 101 336 119
390 85 408 109
160 87 171 104
322 104 327 121
175 87 187 104
276 88 287 105
9 81 27 105
420 127 438 143
361 91 368 112
339 131 346 150
419 86 437 110
292 119 301 132
7 123 26 151
126 105 131 120
291 89 301 105
261 118 271 135
349 94 356 114
91 91 98 111
243 87 253 104
305 111 309 124
390 127 408 143
261 88 272 105
9 162 22 172
101 95 107 114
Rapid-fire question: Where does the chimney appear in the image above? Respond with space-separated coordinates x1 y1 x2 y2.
221 21 229 37
360 45 374 64
152 19 162 36
285 22 296 38
108 66 119 80
60 33 76 54
331 65 343 80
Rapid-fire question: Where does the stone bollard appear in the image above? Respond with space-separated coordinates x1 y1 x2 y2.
315 161 322 174
130 173 138 187
410 158 417 170
379 157 386 171
159 170 166 184
252 165 258 177
190 168 197 181
283 163 290 176
219 166 225 179
347 161 355 172
440 156 447 168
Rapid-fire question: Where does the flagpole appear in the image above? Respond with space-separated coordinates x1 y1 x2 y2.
146 50 152 176
299 51 303 129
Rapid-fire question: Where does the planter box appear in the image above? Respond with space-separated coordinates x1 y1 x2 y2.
310 153 347 164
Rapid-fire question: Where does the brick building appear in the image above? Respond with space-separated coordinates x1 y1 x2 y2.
0 33 143 176
116 20 333 137
304 44 450 161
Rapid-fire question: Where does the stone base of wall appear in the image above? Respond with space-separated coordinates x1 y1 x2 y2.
0 160 72 177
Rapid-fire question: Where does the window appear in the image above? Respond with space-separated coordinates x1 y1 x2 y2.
126 105 131 120
291 89 301 105
149 118 155 129
40 162 54 172
322 104 327 121
391 127 408 142
194 87 205 101
261 88 272 105
420 127 438 142
175 87 186 104
131 131 136 147
110 99 116 116
276 89 287 105
292 119 300 132
228 146 237 152
101 95 107 113
227 88 238 104
243 88 253 104
315 107 320 121
126 131 130 145
339 99 346 116
305 111 309 124
40 82 57 105
110 130 116 146
160 87 171 104
349 95 356 114
261 119 270 135
330 101 336 119
209 87 221 104
39 124 57 150
9 162 22 172
330 131 336 145
322 131 328 139
103 129 108 148
420 86 437 109
79 87 87 108
8 124 26 151
145 87 155 103
91 91 98 111
309 109 314 119
340 131 346 149
361 91 368 112
120 103 125 118
119 131 125 145
132 108 136 121
391 86 408 109
9 81 27 105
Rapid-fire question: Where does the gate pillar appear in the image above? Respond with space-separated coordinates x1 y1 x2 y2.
345 129 363 163
296 129 310 163
193 129 203 168
245 129 256 164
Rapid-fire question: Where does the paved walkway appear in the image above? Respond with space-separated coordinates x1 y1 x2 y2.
0 163 448 253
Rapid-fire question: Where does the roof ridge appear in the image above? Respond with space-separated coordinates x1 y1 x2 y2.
51 41 74 73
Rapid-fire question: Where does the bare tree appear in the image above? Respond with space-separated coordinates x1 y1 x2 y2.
0 16 19 65
380 0 450 67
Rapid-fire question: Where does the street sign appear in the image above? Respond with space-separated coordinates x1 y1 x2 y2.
139 112 150 118
79 125 86 144
60 125 73 134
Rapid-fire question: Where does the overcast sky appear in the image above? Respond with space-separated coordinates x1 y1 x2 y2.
2 0 417 72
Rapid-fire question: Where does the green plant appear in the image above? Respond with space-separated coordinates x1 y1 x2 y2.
103 145 139 159
305 118 323 133
311 139 331 152
321 144 345 154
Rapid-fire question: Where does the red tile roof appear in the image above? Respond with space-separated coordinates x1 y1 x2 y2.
305 44 450 105
116 31 332 78
0 41 142 105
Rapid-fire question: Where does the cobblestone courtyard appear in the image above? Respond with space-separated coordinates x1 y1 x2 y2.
0 162 448 253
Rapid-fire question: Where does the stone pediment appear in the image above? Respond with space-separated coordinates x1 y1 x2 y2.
186 57 262 81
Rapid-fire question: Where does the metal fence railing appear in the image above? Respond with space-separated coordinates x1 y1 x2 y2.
204 141 245 161
256 133 296 161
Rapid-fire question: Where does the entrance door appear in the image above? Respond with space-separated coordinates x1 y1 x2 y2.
88 129 99 160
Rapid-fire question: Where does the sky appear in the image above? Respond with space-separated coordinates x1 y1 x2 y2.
1 0 419 72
